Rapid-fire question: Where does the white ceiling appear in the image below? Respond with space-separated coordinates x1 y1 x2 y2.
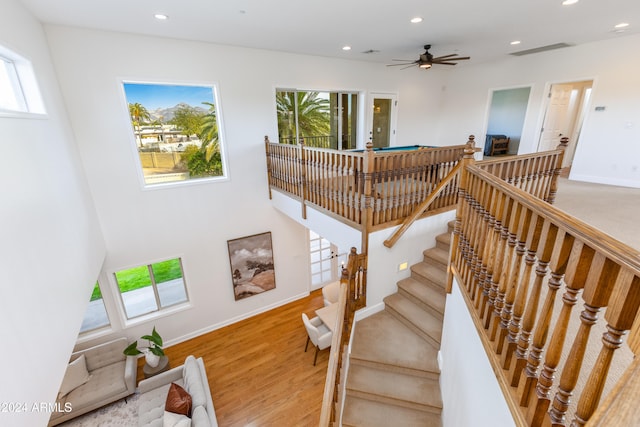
19 0 640 68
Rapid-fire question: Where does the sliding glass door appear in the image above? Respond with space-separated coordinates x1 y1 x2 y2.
276 89 358 150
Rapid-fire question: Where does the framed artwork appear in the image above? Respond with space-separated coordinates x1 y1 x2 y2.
227 232 276 300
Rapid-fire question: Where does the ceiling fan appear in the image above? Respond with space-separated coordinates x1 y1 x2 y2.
387 44 470 70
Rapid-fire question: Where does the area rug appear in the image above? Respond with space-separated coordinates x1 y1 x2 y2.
58 393 139 427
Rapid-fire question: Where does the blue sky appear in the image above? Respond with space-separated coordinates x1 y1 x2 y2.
123 82 215 110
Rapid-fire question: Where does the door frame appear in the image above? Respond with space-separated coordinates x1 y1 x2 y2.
367 92 398 147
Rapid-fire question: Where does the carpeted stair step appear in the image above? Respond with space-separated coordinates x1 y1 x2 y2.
410 262 447 292
346 364 443 414
350 311 440 380
447 220 456 233
397 277 445 320
422 246 449 270
342 395 442 427
435 232 451 252
384 293 443 349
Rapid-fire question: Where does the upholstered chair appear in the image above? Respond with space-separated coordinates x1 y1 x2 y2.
301 313 333 366
321 281 340 307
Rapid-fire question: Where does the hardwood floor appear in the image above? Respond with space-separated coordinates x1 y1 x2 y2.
137 290 328 427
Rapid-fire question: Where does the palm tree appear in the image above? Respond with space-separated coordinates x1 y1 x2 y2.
276 91 330 144
128 102 151 147
199 101 219 162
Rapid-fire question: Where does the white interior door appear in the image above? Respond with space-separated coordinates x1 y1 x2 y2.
368 93 397 148
537 84 574 152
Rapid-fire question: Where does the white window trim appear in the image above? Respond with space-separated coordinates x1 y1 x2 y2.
118 78 230 190
0 44 46 118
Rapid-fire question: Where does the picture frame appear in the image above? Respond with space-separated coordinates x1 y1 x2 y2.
227 232 276 300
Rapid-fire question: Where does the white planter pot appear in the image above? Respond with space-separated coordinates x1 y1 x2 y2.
145 351 160 368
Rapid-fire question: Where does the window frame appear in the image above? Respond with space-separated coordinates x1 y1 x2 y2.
78 280 112 337
119 79 230 190
275 87 365 150
113 257 191 324
0 44 46 118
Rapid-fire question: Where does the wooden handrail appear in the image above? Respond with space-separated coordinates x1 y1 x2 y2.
449 162 640 427
319 248 367 427
319 273 348 427
383 136 477 248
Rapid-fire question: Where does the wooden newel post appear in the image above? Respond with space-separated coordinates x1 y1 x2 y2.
447 135 476 293
264 136 273 199
548 136 569 204
360 141 375 254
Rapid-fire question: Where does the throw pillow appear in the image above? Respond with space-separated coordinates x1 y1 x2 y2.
58 354 92 400
165 382 192 417
163 411 191 427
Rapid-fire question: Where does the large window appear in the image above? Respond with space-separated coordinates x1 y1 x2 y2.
122 82 227 186
79 281 111 334
276 89 358 150
114 258 189 319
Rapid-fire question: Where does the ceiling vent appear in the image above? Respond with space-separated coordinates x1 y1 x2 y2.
362 49 380 54
509 42 574 56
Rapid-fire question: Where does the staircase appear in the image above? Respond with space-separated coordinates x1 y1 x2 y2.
341 224 452 427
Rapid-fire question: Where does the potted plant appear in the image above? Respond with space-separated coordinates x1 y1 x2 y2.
123 327 165 368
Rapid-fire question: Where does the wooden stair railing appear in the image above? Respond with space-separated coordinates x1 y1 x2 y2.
383 136 476 248
448 160 640 427
319 248 367 427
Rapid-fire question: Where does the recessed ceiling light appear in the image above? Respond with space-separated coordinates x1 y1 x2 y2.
342 46 352 51
410 17 423 24
562 0 579 5
510 40 521 45
615 22 630 28
154 14 169 20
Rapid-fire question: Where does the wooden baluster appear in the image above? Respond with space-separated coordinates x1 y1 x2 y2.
516 220 559 404
474 182 494 311
361 142 374 253
480 187 504 322
547 137 569 204
501 208 533 369
494 201 524 353
571 270 640 426
488 195 514 337
549 254 620 426
526 231 576 425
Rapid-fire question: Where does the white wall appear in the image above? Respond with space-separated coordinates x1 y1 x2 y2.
440 280 515 427
436 34 640 188
0 1 106 426
42 26 450 351
367 211 455 306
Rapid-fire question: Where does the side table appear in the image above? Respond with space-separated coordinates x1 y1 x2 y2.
143 356 170 378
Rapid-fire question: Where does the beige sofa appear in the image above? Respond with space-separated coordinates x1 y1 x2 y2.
137 355 218 427
49 337 137 426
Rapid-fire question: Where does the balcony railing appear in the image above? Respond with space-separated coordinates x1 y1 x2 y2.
265 137 467 238
448 150 640 426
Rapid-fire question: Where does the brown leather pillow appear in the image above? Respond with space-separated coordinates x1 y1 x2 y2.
165 382 192 417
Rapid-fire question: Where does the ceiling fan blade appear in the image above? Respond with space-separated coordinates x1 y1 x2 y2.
387 62 415 66
431 54 458 60
391 59 415 62
442 56 470 61
432 61 458 65
400 64 417 70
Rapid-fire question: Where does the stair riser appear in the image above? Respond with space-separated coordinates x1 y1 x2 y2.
397 287 444 320
349 357 440 380
421 256 448 272
345 389 443 415
436 240 450 252
386 305 442 349
410 270 446 293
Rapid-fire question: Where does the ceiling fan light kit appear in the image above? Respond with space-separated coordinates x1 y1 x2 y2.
387 44 470 70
